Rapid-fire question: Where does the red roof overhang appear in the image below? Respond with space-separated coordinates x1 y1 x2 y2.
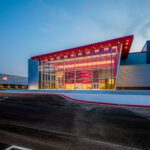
31 35 133 60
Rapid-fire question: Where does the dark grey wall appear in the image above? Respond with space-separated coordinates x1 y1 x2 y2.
117 64 150 88
28 59 39 89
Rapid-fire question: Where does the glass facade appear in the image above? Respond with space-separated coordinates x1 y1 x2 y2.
39 45 122 90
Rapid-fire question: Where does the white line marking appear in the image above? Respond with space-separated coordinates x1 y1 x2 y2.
5 145 32 150
0 97 8 101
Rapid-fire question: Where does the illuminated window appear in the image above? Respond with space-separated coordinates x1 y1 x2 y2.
39 45 122 90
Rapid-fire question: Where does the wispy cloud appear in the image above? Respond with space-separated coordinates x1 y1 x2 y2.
130 20 150 51
139 21 150 39
39 27 51 33
1 0 150 76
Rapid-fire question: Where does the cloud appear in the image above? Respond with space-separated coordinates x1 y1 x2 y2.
139 22 150 38
59 8 71 20
37 0 150 52
39 27 51 33
130 20 150 51
37 0 44 2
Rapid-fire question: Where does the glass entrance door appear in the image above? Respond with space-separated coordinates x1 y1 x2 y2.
92 83 99 89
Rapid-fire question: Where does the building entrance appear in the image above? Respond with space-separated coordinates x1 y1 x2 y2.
92 83 99 89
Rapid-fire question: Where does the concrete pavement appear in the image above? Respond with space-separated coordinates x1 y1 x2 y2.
0 93 149 150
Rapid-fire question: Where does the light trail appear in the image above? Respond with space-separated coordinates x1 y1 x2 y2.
0 97 8 101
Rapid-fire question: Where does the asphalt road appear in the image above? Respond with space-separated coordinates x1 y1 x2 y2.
0 93 149 150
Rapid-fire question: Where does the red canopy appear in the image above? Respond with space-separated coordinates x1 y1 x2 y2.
32 35 133 60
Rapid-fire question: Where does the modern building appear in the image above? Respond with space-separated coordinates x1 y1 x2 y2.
0 73 28 90
28 35 150 90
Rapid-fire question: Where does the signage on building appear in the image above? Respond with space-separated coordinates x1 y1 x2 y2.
1 75 8 81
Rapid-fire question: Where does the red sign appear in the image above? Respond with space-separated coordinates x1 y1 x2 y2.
2 75 8 81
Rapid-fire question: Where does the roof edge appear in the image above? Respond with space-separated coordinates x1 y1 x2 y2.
32 35 134 60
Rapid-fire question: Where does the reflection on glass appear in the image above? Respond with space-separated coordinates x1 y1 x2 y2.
39 46 122 90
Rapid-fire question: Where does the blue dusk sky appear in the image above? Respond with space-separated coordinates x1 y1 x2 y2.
0 0 150 77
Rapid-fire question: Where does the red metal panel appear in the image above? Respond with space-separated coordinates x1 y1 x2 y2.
31 35 133 60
